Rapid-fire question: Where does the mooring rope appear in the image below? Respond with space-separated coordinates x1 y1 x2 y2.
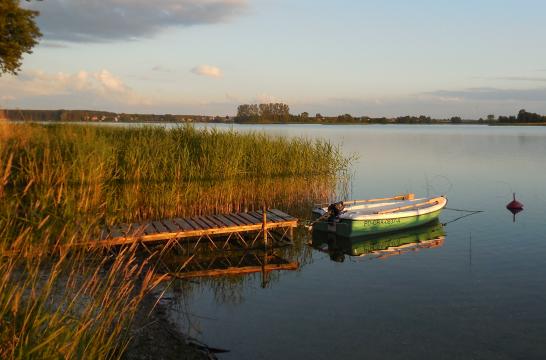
445 207 484 213
442 207 483 226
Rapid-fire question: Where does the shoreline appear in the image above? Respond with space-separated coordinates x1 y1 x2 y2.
124 291 214 360
6 119 546 126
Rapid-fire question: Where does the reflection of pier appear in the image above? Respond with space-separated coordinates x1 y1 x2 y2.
158 249 299 280
94 209 297 248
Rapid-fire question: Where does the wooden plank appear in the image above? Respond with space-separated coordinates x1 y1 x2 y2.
143 223 157 235
269 209 296 221
199 216 219 229
205 215 225 228
265 211 286 223
247 211 267 223
126 223 143 236
184 218 202 230
161 219 180 233
255 210 282 223
110 226 124 239
238 212 262 224
225 214 245 226
173 218 193 231
191 217 210 229
229 213 252 225
267 210 288 222
267 209 292 220
213 214 237 227
153 221 169 233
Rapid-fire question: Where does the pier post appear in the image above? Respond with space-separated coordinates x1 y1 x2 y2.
262 203 268 247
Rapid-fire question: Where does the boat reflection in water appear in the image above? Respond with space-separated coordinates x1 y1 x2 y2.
311 220 446 262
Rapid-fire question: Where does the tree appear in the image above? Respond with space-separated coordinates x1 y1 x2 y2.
450 116 462 124
0 0 42 75
487 114 495 122
337 113 353 123
517 109 544 123
235 103 291 123
236 104 260 122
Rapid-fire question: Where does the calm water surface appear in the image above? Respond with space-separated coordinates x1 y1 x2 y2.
166 124 546 360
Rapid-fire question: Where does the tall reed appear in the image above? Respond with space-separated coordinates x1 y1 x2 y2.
1 123 348 249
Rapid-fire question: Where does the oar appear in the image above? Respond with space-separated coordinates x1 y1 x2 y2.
314 193 415 208
375 198 439 214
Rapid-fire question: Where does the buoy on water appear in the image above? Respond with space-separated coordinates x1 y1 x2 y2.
506 193 523 222
506 193 523 210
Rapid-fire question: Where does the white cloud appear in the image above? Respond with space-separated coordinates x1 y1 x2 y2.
191 65 222 78
0 69 150 107
24 0 248 42
0 68 239 113
95 70 127 93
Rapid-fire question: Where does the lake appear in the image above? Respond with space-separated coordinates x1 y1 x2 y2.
163 124 546 359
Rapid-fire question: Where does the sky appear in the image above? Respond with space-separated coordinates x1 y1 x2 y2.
1 0 545 118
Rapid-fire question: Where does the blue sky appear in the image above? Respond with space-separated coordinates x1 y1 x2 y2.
1 0 545 118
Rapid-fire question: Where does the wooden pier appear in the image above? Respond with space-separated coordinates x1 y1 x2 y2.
97 209 298 248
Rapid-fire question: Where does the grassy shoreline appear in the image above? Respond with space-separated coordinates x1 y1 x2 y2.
0 122 349 358
11 119 546 127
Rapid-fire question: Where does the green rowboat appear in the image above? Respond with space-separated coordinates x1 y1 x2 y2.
312 194 447 237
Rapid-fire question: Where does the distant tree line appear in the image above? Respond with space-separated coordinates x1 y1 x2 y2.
497 109 546 124
235 103 452 124
2 109 232 123
4 107 545 125
235 105 546 125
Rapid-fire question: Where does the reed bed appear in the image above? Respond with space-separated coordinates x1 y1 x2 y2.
0 122 349 359
1 123 348 247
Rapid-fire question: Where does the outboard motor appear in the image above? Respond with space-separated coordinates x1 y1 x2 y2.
327 201 345 221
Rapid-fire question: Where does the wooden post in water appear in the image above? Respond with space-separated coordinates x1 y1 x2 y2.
261 250 269 288
262 202 268 247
